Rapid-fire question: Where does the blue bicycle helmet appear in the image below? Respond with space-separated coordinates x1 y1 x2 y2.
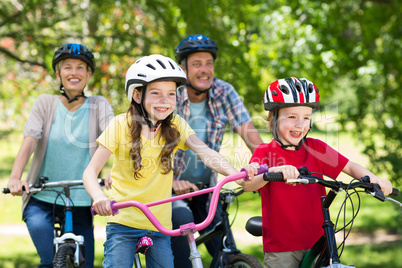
175 34 218 63
52 43 95 73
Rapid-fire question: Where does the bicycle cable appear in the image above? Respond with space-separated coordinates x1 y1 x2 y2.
308 172 362 260
335 183 360 258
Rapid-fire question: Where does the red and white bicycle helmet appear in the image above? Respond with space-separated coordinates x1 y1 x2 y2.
125 54 187 101
264 77 320 111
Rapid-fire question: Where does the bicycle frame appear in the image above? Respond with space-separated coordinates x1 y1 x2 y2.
262 168 400 268
92 164 268 268
300 189 352 268
53 184 85 267
194 189 240 267
3 178 104 268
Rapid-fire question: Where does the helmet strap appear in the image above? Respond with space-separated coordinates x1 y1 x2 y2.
272 110 308 151
58 73 86 103
59 84 86 103
192 85 210 95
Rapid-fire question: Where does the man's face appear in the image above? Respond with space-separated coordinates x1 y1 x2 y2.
184 52 214 91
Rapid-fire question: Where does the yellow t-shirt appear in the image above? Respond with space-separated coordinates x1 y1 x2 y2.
97 113 195 231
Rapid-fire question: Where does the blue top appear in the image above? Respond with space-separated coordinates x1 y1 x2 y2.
179 99 211 184
33 99 91 206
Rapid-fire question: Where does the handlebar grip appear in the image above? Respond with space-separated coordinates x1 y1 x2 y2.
257 164 269 174
263 172 285 182
240 164 269 180
2 186 26 194
2 188 10 194
391 188 399 197
91 200 118 216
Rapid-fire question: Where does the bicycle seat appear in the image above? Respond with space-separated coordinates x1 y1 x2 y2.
245 216 262 237
136 236 153 254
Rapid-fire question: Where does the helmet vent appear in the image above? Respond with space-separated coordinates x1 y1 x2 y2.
168 61 176 69
146 64 156 70
272 90 278 96
295 83 302 92
308 84 313 93
138 73 146 77
156 59 167 69
280 85 290 94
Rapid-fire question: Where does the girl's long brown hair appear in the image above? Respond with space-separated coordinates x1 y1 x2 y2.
126 88 180 179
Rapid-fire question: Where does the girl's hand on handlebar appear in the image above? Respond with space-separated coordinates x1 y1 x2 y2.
268 165 299 186
92 196 117 216
7 178 30 195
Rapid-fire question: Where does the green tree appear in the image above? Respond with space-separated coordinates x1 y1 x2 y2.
0 0 400 184
246 0 401 183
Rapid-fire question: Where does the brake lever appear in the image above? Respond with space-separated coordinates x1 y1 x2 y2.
368 183 386 202
360 175 386 202
385 197 402 207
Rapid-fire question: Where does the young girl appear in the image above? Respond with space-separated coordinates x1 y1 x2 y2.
242 77 393 268
83 54 250 268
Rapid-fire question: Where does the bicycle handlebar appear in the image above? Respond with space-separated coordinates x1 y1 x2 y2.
263 168 400 201
91 164 269 237
2 178 105 194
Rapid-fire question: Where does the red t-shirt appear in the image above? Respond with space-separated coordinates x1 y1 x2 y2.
250 138 349 253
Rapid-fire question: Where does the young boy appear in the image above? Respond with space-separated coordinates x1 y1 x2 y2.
242 77 393 268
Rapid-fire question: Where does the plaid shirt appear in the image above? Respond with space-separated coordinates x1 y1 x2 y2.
174 77 252 186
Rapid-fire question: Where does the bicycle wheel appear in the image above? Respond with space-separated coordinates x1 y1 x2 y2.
53 243 85 268
228 253 262 268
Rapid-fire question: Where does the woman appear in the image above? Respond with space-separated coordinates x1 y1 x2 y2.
7 43 114 268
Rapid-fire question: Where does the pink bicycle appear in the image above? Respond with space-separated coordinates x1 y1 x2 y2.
92 165 268 268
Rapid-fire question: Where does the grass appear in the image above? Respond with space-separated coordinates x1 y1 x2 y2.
0 130 401 267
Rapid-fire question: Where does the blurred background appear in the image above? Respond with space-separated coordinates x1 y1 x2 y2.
0 0 401 267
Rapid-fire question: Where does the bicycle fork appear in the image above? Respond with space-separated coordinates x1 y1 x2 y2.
53 186 85 267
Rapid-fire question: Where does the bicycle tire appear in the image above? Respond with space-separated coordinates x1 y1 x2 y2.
228 253 262 268
53 243 85 268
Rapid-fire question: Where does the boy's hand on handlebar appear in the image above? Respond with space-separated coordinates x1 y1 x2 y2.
369 176 393 196
237 162 260 186
92 196 117 216
269 165 299 186
7 178 29 195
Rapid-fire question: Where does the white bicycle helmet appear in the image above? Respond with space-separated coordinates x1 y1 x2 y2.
125 54 186 131
264 77 320 111
125 54 186 101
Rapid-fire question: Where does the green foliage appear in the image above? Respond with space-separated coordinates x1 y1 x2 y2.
340 242 402 268
0 0 401 182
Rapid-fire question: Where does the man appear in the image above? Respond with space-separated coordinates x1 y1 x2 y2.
172 34 263 267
